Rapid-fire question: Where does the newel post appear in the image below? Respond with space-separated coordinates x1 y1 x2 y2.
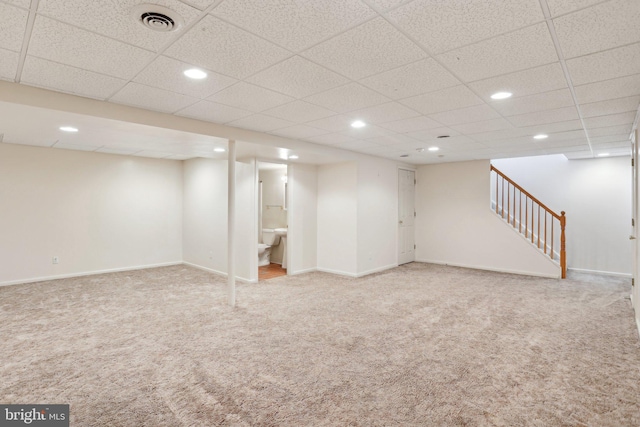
560 211 567 279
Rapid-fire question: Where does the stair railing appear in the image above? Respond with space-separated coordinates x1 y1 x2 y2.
490 165 566 278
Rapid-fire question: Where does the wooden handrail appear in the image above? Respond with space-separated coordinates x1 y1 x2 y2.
491 165 562 220
490 165 567 279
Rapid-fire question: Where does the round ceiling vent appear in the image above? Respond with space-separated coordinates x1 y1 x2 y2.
131 4 183 32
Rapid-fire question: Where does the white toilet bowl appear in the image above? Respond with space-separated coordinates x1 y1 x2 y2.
258 243 271 267
258 229 281 266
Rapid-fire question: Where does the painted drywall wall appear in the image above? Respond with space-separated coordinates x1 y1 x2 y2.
288 163 318 274
0 143 183 285
357 158 398 275
182 158 256 282
493 155 631 275
317 162 358 276
415 160 561 278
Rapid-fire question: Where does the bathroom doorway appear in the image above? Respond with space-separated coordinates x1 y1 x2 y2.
257 161 289 281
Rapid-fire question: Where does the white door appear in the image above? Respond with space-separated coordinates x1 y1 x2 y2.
398 169 415 265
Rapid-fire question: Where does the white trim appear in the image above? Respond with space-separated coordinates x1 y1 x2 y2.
356 263 398 277
183 261 257 283
316 267 358 278
567 267 632 278
415 259 561 279
0 261 182 287
288 267 318 276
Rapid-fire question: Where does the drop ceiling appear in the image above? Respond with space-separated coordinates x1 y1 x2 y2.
0 0 638 164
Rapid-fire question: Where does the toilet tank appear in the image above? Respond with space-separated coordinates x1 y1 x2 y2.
262 228 281 246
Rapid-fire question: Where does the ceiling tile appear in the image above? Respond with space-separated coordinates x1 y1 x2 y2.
450 117 513 134
490 88 575 116
165 15 291 79
176 100 253 124
365 0 412 12
0 48 19 81
466 127 532 142
546 0 603 17
247 56 349 98
507 106 579 127
365 133 419 146
0 3 28 52
37 0 201 52
97 147 140 156
378 116 442 133
405 127 461 140
180 0 218 10
468 63 567 101
226 114 296 132
301 17 425 79
263 100 336 123
21 56 127 100
429 104 501 126
110 82 198 114
133 56 237 99
360 58 460 100
400 85 483 115
207 82 294 112
574 74 640 104
306 115 358 132
28 17 155 79
580 96 640 118
349 102 420 124
269 125 329 139
437 23 558 82
388 0 544 54
590 134 632 144
521 119 584 134
587 124 633 137
566 43 640 86
5 0 31 8
340 124 392 139
335 139 385 152
306 133 357 145
131 150 173 159
303 83 390 113
211 0 375 52
583 111 636 129
53 142 100 151
552 0 640 58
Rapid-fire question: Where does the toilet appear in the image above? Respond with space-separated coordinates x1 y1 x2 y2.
258 228 281 266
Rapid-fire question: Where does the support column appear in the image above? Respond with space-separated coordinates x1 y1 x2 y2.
227 139 236 307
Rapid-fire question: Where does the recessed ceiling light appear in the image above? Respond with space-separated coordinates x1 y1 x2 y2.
533 134 548 140
597 153 610 157
59 126 78 132
428 147 439 152
184 68 207 79
213 147 225 153
288 155 299 159
490 91 512 100
351 120 366 128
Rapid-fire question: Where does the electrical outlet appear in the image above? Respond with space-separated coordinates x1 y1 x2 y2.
52 256 59 264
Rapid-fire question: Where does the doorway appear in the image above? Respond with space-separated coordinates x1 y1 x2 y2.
398 168 415 265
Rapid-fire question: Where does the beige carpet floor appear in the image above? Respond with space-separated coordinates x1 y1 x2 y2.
1 263 639 426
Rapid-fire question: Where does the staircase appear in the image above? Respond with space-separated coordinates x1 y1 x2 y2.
490 165 567 278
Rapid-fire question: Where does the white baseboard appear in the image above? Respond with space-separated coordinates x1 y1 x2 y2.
356 263 398 277
182 262 257 283
288 267 317 276
568 267 632 278
415 258 561 279
0 261 183 287
316 267 358 278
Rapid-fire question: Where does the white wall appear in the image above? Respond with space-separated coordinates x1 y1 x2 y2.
493 154 631 275
357 158 398 275
288 163 318 275
0 143 183 285
182 158 256 282
415 160 561 278
317 162 358 276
